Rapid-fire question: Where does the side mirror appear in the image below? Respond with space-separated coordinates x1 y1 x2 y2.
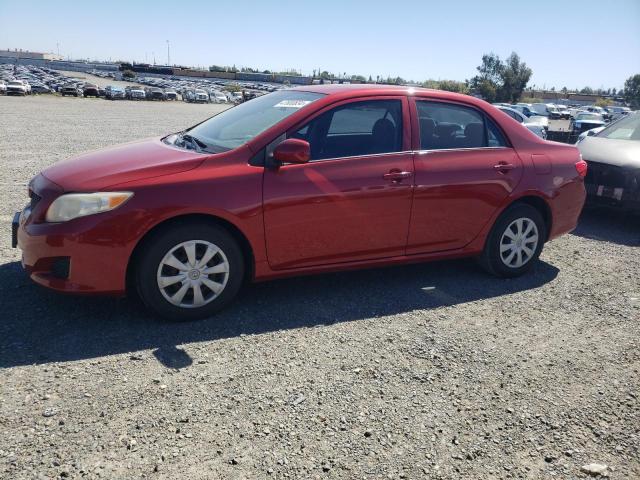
273 138 311 165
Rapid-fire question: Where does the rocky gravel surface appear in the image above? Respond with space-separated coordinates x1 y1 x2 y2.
0 95 638 479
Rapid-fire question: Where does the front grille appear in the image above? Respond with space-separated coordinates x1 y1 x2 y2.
585 161 628 188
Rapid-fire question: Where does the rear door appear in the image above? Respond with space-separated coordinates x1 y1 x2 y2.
263 96 414 270
407 98 523 254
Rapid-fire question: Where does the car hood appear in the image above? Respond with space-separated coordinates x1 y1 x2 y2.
42 138 206 191
578 137 640 168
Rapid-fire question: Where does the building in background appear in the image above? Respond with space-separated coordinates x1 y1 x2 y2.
0 49 63 61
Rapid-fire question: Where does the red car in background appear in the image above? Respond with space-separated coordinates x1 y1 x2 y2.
13 85 587 320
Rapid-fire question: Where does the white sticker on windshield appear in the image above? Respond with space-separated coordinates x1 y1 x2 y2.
274 100 312 109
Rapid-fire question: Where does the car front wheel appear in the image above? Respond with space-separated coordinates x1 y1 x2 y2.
135 222 245 321
479 203 546 277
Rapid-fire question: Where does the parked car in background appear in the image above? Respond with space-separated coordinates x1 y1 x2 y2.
104 85 126 100
567 107 584 118
496 106 548 139
531 103 556 118
82 83 100 97
12 85 587 320
164 89 178 100
30 84 52 94
513 104 539 118
211 91 228 103
125 86 146 100
6 80 30 95
183 88 209 103
583 105 609 120
571 112 606 135
575 126 606 144
0 81 6 95
606 106 631 117
60 83 83 97
576 112 640 210
145 87 166 100
555 105 571 119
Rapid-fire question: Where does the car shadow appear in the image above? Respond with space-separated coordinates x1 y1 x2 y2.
573 205 640 247
0 258 559 369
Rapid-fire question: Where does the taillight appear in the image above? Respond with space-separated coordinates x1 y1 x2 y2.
575 159 588 177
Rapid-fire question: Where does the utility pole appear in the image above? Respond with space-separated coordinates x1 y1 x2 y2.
152 52 155 65
166 40 170 65
56 42 60 56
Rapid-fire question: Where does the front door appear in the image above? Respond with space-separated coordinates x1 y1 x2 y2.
263 97 414 270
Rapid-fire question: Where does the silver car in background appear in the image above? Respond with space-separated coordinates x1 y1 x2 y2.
577 112 640 210
497 106 548 139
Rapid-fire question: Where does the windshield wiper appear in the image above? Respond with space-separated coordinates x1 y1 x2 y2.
177 132 208 152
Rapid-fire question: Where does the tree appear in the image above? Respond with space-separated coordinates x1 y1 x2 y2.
580 86 594 94
499 52 532 102
122 70 135 79
595 98 613 107
469 52 531 102
623 74 640 109
436 79 469 94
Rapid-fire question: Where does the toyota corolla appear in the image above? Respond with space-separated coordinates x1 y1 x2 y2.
12 85 587 320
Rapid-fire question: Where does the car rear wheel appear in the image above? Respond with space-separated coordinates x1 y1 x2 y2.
479 203 546 277
135 222 245 321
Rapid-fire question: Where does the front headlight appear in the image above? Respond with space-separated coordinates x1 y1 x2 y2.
45 192 133 222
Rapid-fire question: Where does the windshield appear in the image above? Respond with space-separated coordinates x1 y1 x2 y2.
599 114 640 140
577 114 602 121
188 90 324 151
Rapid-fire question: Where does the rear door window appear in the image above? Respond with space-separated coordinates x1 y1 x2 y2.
416 101 508 150
416 101 487 150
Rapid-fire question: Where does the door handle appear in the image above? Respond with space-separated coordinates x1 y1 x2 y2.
383 171 412 182
493 163 515 173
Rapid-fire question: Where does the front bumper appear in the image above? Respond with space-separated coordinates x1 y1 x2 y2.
12 176 132 295
585 161 640 210
13 209 130 294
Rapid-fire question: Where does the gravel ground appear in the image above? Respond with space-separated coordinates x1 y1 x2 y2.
0 95 638 480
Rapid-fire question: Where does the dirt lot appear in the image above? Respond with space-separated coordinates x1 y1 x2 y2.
0 95 638 480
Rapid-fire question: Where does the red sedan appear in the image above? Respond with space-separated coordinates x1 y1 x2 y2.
13 85 587 320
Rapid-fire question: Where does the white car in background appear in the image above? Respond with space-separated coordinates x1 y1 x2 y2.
497 106 548 139
0 81 6 95
211 91 228 103
6 80 30 95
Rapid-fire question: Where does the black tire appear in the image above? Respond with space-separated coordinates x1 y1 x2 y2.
479 203 546 278
135 222 245 321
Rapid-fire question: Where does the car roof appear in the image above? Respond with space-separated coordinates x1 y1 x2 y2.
292 84 432 95
290 84 493 107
